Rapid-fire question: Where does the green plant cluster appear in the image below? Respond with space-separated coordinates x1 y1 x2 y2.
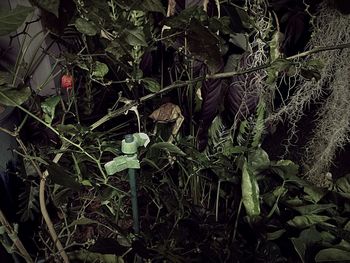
0 0 350 262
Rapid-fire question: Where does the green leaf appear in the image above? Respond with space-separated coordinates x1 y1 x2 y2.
0 71 12 85
41 96 60 125
0 86 31 106
292 204 337 215
187 19 222 73
142 78 160 93
0 5 34 36
334 174 350 199
151 142 186 156
32 0 60 17
124 27 148 47
92 61 109 79
267 229 286 241
287 215 330 229
242 159 260 216
47 163 81 190
315 248 350 262
75 18 98 36
271 159 299 179
247 148 270 173
140 0 165 15
291 226 323 263
229 33 249 51
303 185 327 203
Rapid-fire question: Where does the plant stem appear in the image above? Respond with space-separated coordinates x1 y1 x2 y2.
0 209 33 263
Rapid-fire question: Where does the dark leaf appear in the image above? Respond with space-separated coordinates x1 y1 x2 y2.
197 64 224 151
140 0 166 15
290 226 323 263
0 5 34 36
47 163 81 190
187 19 222 73
315 248 350 262
151 142 186 156
32 0 60 17
89 238 128 256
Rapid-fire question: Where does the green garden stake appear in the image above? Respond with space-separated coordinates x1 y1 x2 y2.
104 133 149 235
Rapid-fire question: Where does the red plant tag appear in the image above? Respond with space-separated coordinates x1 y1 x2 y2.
61 75 73 89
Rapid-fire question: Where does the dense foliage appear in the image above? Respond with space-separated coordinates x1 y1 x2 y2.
1 0 350 262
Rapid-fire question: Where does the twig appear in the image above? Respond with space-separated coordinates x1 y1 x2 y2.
0 209 33 263
14 134 70 263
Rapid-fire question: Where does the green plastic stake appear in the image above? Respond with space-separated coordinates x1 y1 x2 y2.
104 133 149 235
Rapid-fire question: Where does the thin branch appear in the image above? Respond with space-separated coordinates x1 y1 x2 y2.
1 126 70 263
0 209 33 263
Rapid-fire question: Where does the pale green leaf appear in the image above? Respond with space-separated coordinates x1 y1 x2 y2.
142 78 160 92
242 160 260 216
75 18 98 36
92 61 109 79
41 96 60 124
0 86 31 106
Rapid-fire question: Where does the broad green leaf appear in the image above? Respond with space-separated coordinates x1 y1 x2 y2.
292 204 337 215
151 142 186 156
140 0 166 15
124 28 148 47
0 86 31 106
303 185 327 203
315 248 350 262
287 215 330 229
75 18 98 36
242 160 260 216
270 159 299 179
33 0 60 17
92 61 109 79
247 148 270 173
291 226 323 263
41 96 60 125
142 78 160 93
0 5 34 36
